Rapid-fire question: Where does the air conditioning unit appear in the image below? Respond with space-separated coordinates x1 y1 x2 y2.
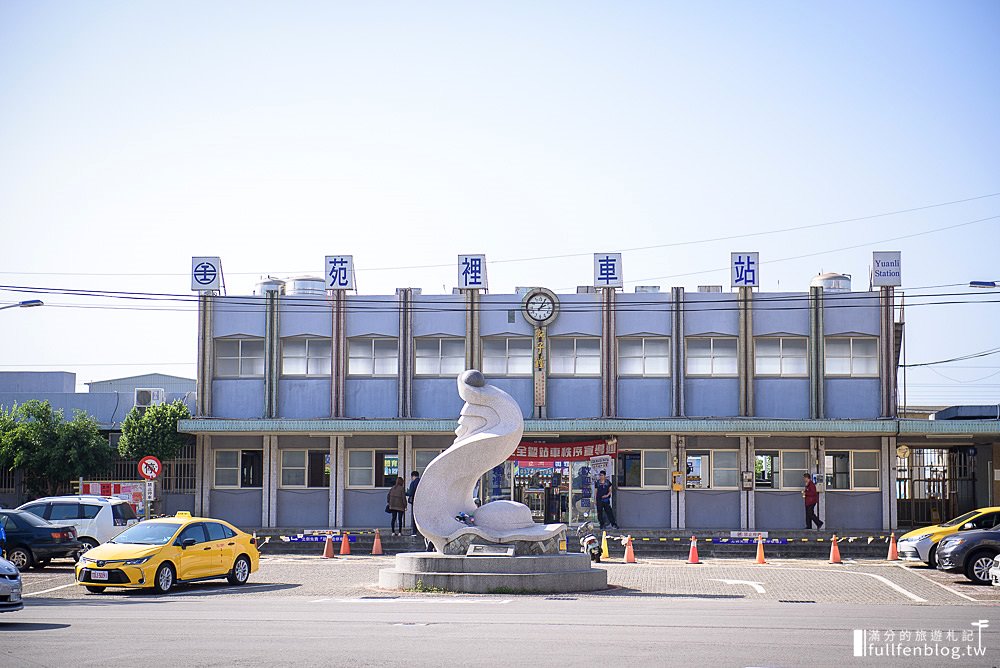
134 388 166 408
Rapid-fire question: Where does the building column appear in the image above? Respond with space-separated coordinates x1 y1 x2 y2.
809 286 825 418
738 436 749 530
465 290 481 371
196 293 215 417
196 435 211 516
746 436 756 531
880 286 897 418
738 287 754 417
673 435 685 529
533 326 548 419
334 436 346 527
397 289 414 418
262 435 277 528
327 436 337 528
331 290 347 417
671 287 685 417
601 287 617 418
882 436 897 530
402 435 414 529
814 437 826 527
264 289 281 418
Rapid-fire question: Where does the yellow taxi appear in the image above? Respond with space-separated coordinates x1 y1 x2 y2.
75 512 260 594
897 506 1000 567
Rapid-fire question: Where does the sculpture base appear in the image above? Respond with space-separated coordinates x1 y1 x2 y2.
442 532 563 556
378 552 608 594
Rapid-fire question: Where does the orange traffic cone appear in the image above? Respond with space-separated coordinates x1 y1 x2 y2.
687 535 701 564
829 535 842 564
372 529 384 556
887 533 899 561
624 536 636 564
339 531 351 556
755 533 767 564
322 534 335 559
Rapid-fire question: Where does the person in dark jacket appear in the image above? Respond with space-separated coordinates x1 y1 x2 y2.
387 478 408 536
406 471 420 536
803 473 823 530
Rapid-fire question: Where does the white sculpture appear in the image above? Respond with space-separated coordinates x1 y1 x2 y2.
413 370 565 554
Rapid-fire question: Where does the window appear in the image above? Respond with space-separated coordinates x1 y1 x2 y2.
549 337 601 376
754 337 807 377
282 337 332 376
280 450 330 488
206 522 227 541
686 452 709 489
348 337 399 376
415 338 465 376
482 337 532 376
49 503 80 520
712 450 739 488
825 450 880 490
347 450 399 488
686 337 738 376
413 450 442 476
825 337 878 377
754 452 778 488
618 452 642 487
780 451 809 489
618 337 670 377
80 504 101 519
214 450 263 488
215 338 265 377
643 450 670 487
177 523 208 545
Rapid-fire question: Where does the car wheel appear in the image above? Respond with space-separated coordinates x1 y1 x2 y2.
152 563 175 594
85 586 106 594
8 547 32 570
32 558 49 571
927 544 938 569
227 555 251 585
964 550 996 585
76 538 99 560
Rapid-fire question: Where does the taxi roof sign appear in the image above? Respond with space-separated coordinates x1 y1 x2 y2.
175 511 192 518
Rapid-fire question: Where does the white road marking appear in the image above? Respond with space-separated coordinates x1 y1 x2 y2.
710 579 766 594
318 598 512 604
23 582 77 597
762 566 926 603
894 564 979 602
167 583 275 597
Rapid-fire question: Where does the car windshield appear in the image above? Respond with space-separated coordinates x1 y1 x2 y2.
110 522 182 545
940 510 980 528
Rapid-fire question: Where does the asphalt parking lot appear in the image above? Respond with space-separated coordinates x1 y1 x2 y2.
15 553 1000 606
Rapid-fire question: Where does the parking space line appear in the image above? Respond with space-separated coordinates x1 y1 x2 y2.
894 565 980 603
24 582 77 597
762 566 926 603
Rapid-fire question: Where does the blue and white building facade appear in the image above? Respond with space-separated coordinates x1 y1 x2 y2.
179 254 1000 531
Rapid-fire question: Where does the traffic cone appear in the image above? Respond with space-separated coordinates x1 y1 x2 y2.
600 531 610 560
886 533 899 561
624 536 636 564
755 533 767 564
687 535 701 564
322 534 335 559
339 531 351 556
829 535 842 564
371 529 383 556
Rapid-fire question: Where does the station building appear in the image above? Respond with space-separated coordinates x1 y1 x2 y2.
177 260 1000 532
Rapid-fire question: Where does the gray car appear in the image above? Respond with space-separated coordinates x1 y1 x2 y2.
0 556 24 613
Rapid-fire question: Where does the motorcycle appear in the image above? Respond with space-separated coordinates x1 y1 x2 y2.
576 521 602 562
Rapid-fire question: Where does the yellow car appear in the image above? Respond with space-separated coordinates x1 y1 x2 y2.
897 507 1000 567
75 512 259 594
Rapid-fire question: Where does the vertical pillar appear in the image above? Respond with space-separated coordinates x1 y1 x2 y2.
673 435 685 529
196 293 215 417
261 435 277 528
334 436 346 527
327 436 337 528
880 286 897 418
196 435 211 516
738 436 749 530
671 287 685 417
331 291 347 417
397 289 413 418
465 290 481 370
264 288 281 418
882 436 897 530
809 286 825 418
533 326 548 419
746 436 756 531
738 287 754 417
815 437 827 527
402 435 414 529
601 287 617 418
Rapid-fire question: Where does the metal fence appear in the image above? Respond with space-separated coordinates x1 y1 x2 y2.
896 447 976 527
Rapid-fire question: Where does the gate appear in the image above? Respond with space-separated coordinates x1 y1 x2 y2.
896 447 976 528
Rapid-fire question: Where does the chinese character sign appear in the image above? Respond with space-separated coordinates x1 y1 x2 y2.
191 256 222 291
731 252 759 288
325 255 355 290
458 254 487 290
594 253 623 288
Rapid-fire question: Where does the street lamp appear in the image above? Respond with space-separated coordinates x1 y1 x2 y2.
970 281 999 288
0 299 43 311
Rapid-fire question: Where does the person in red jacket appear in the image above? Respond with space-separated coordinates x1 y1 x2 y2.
802 473 823 530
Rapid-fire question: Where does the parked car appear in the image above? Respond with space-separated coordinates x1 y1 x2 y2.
0 509 83 570
897 506 1000 567
76 511 260 594
936 527 1000 584
0 555 23 612
17 495 138 553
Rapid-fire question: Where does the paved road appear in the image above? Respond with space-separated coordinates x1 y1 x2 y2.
4 556 998 667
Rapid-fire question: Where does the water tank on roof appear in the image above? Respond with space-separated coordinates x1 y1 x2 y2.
254 278 285 295
285 276 326 296
810 272 852 292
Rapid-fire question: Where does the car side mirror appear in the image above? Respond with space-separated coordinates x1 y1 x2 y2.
962 523 975 530
179 538 197 548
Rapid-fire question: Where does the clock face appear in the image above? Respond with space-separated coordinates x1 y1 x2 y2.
526 294 555 322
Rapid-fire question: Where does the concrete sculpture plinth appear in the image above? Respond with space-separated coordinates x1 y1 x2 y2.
379 370 607 593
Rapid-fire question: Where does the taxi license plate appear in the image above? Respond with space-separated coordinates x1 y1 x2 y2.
90 570 109 581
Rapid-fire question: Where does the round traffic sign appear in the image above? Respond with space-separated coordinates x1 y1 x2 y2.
138 455 162 480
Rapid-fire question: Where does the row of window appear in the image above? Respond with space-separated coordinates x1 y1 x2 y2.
216 336 879 379
213 448 879 491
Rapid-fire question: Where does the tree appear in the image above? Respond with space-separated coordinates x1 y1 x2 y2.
0 400 118 498
118 400 192 461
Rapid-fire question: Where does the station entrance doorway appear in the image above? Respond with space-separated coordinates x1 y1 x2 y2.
896 446 977 528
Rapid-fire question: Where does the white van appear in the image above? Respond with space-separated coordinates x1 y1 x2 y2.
17 496 138 552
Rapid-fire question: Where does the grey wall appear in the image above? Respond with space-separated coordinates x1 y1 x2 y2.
489 378 533 419
686 490 740 528
547 294 601 336
412 295 465 336
617 489 670 528
753 292 810 336
618 378 671 418
824 292 880 336
685 378 740 417
279 296 332 337
346 378 397 418
0 371 76 393
755 491 807 529
210 489 263 529
616 293 671 336
279 379 332 418
212 380 265 418
344 489 392 527
277 489 329 527
413 378 464 418
345 295 399 337
480 295 533 337
548 378 601 418
214 299 266 337
755 379 810 418
163 493 195 515
826 491 882 529
825 379 881 418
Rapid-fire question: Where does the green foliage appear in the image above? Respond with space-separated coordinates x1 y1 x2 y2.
118 400 192 460
0 400 117 497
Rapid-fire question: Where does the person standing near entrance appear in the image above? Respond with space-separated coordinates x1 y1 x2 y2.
406 470 420 536
595 470 618 530
803 473 823 530
387 477 408 536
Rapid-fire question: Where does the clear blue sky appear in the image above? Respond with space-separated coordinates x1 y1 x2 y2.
1 1 998 405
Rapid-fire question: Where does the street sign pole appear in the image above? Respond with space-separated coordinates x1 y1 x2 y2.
138 456 162 521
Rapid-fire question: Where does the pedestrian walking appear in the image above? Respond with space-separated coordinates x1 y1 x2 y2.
803 473 823 530
406 470 420 536
595 470 618 530
387 477 407 536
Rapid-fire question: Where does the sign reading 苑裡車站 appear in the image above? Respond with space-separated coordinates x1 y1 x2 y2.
325 255 355 290
871 251 902 287
458 255 487 290
731 252 759 288
594 253 623 288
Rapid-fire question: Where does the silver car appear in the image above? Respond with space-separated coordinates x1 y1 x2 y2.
0 556 24 613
